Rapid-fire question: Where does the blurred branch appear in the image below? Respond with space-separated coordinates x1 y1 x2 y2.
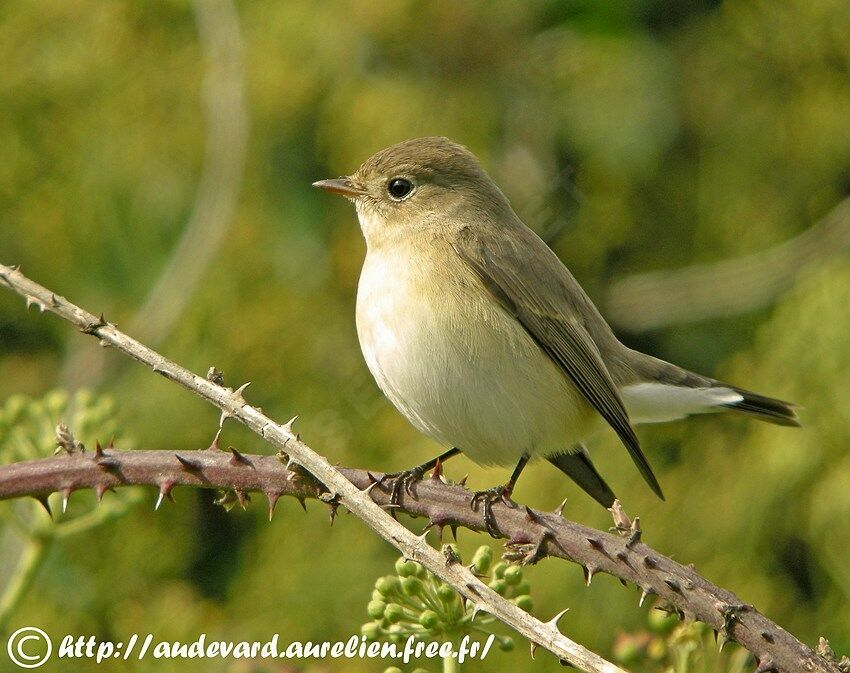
61 0 248 385
0 446 844 673
0 263 623 673
605 197 850 331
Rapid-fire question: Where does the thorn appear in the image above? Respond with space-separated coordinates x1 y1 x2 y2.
235 489 250 510
470 604 484 621
51 293 58 306
582 565 596 587
639 587 653 607
95 458 119 472
81 313 108 334
525 506 544 524
585 536 604 551
207 429 223 451
449 524 458 541
283 416 298 434
319 492 340 524
94 441 104 459
530 641 539 659
362 479 380 495
218 408 232 428
643 556 658 569
175 454 200 471
233 381 251 402
756 658 777 673
34 495 51 517
546 608 570 631
25 295 45 311
61 487 71 513
108 436 115 449
295 496 307 512
431 458 443 481
553 497 568 517
228 446 250 466
760 631 774 643
155 481 175 510
95 483 110 503
664 577 681 592
266 491 280 521
457 474 468 488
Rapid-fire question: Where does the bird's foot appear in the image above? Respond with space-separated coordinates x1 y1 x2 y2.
470 484 515 538
378 465 428 506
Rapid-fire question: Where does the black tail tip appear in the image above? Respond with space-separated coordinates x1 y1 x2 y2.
725 388 801 427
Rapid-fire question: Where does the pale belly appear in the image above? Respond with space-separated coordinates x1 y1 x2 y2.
355 246 598 466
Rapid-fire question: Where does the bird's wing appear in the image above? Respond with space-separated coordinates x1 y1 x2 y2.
452 224 663 500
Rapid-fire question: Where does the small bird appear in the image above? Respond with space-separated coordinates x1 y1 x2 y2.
314 137 798 533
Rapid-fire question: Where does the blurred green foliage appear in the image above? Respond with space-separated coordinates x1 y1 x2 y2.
0 0 848 671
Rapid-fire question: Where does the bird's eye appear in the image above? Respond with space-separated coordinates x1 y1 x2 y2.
387 177 414 200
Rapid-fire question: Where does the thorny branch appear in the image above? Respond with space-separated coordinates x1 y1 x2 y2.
0 263 845 673
0 263 622 673
0 444 846 673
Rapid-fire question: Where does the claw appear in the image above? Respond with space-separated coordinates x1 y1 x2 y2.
377 464 427 506
470 485 512 538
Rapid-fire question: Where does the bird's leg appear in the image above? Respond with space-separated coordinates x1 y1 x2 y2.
471 454 530 538
379 447 461 505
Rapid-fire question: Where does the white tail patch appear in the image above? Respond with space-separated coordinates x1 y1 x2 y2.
620 382 744 425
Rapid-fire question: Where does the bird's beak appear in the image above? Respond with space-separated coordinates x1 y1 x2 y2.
312 177 366 198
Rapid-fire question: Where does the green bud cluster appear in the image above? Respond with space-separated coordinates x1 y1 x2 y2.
613 604 751 673
0 389 120 463
361 545 530 658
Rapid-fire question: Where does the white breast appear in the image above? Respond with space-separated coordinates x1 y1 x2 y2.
355 240 597 466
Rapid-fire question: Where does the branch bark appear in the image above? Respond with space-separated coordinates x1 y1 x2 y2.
0 446 841 673
0 262 842 673
0 263 623 673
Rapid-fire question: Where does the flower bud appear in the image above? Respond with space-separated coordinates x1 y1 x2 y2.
419 610 440 630
401 576 423 596
647 637 666 661
367 600 387 619
375 575 400 596
499 636 515 652
492 561 507 579
503 565 522 586
361 622 381 640
648 608 678 635
488 579 507 596
471 545 493 574
437 584 456 602
385 603 405 623
395 558 419 577
514 594 533 611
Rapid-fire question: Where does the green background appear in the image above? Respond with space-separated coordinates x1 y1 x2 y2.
1 0 848 671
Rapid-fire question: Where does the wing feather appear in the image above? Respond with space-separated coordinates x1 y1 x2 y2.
452 225 663 500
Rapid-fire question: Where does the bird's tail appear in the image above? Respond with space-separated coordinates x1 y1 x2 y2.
618 350 801 427
717 385 800 427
